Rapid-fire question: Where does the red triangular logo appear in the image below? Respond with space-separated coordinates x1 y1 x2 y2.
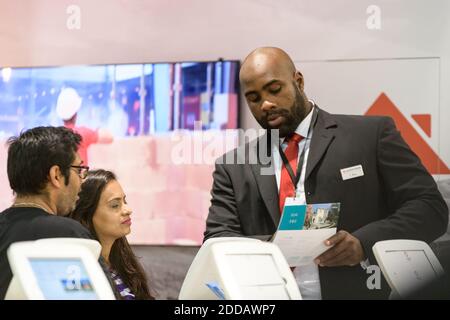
412 114 431 137
365 93 450 174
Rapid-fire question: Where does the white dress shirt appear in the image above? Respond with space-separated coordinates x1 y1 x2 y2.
272 103 322 300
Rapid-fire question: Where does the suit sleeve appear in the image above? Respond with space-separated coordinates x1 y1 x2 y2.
203 161 245 242
204 161 273 242
352 117 449 262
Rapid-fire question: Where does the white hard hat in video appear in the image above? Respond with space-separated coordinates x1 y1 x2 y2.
56 87 82 120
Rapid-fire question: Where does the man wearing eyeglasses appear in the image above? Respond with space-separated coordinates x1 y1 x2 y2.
0 126 93 299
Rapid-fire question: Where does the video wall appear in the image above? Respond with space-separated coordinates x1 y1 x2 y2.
0 61 240 245
0 61 239 138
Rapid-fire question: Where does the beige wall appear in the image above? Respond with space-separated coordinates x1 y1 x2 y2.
2 0 450 132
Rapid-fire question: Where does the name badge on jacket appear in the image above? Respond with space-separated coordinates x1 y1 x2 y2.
340 164 364 181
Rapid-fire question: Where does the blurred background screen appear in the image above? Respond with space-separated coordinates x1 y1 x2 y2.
0 60 240 245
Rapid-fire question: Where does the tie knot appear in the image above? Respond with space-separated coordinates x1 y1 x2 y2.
286 133 303 144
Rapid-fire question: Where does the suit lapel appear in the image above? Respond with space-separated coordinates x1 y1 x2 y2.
305 108 337 181
248 108 337 227
249 132 281 226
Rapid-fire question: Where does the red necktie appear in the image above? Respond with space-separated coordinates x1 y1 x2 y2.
279 133 303 214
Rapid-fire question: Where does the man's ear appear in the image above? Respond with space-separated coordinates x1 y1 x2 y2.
294 71 305 91
48 165 64 189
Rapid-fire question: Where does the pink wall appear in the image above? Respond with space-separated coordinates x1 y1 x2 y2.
0 131 237 245
88 131 237 245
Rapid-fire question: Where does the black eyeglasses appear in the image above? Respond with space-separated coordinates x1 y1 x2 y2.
70 165 90 179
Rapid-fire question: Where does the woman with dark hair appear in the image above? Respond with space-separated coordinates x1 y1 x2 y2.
69 169 154 300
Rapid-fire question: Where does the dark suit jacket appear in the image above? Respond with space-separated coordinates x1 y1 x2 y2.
204 108 449 299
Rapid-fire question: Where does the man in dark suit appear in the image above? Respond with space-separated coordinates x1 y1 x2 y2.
204 47 448 299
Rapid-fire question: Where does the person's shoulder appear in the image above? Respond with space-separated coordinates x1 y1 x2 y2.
75 125 96 133
214 134 261 166
0 207 13 217
37 214 81 227
320 108 392 128
329 112 390 124
36 214 88 231
31 214 92 239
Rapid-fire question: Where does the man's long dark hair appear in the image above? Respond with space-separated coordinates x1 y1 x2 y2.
69 169 154 299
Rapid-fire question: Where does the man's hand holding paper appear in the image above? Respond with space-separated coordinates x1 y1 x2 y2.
314 230 365 267
272 201 341 267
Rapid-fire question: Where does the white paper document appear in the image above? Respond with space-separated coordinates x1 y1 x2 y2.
272 199 341 267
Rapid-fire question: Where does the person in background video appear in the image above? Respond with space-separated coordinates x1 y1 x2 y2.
204 47 448 299
56 87 113 166
0 126 93 299
69 170 154 300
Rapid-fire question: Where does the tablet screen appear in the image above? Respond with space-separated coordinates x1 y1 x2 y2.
383 249 439 294
29 258 98 300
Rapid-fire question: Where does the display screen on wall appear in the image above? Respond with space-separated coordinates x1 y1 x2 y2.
0 61 239 137
0 60 240 245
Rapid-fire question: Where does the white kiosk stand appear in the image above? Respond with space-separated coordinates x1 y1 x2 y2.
5 238 115 300
179 237 302 300
372 239 445 299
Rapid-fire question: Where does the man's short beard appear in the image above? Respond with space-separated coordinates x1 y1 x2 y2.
278 86 308 137
256 84 309 137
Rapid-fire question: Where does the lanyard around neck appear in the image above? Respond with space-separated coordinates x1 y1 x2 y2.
278 107 318 191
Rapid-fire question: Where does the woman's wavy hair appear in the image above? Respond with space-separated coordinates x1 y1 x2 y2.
69 169 154 299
